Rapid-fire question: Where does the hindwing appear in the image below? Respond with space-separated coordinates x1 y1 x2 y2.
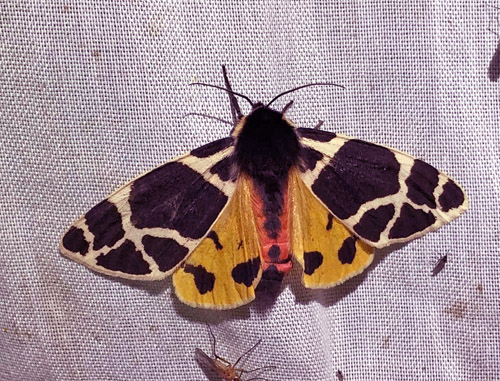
173 174 262 309
289 168 374 288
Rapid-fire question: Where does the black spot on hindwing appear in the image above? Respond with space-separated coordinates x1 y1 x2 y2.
96 240 151 275
128 162 227 240
191 137 233 158
183 264 215 294
438 180 465 212
207 231 223 250
353 204 395 242
406 159 439 208
62 226 89 255
326 213 334 231
296 128 336 142
142 235 189 272
389 203 436 239
231 257 261 287
312 140 400 220
338 237 357 264
85 200 125 251
304 251 323 275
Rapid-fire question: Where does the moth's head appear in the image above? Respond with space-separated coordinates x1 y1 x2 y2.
231 102 294 138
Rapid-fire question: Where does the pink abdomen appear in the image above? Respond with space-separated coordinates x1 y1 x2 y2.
250 180 292 287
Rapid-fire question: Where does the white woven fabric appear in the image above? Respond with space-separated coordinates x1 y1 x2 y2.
1 1 499 380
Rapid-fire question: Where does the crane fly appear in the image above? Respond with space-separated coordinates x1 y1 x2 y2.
195 325 274 380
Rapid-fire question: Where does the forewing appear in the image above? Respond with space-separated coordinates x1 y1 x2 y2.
296 128 468 249
173 174 262 309
60 138 237 280
289 169 374 288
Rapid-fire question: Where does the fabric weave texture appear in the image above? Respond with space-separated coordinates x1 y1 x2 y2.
1 1 499 380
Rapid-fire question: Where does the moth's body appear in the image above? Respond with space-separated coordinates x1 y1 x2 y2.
60 69 468 309
234 105 299 292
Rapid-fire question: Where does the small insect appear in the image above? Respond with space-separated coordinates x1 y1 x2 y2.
195 325 274 381
489 38 500 81
431 254 448 276
336 369 344 380
60 66 468 309
487 5 500 81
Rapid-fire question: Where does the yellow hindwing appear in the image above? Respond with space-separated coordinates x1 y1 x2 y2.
173 175 262 309
289 169 374 288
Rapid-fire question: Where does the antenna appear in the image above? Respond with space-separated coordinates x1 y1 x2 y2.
190 82 254 107
266 82 345 107
222 65 243 123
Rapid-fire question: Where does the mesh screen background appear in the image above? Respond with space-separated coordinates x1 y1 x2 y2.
1 1 499 380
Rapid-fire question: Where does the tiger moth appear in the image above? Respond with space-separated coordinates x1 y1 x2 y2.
60 67 468 309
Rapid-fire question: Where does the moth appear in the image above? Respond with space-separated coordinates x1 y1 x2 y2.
60 67 468 309
195 325 273 381
336 370 344 381
431 254 448 276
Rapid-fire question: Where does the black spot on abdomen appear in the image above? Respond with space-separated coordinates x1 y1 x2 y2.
438 180 465 212
353 204 395 242
389 203 436 239
256 265 285 297
304 251 323 275
406 159 439 208
96 240 151 275
263 215 281 239
142 235 189 272
312 140 400 220
129 162 227 240
338 237 357 264
85 200 125 251
231 257 260 287
268 245 281 260
183 264 215 294
62 226 89 255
